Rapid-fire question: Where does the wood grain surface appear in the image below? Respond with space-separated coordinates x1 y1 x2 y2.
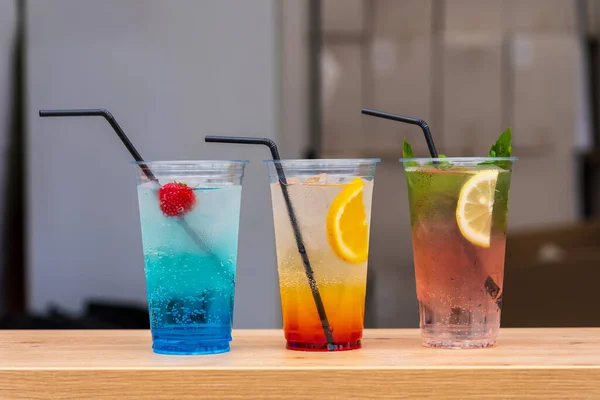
1 329 599 399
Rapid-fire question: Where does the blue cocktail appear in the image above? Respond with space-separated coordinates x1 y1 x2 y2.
134 161 247 355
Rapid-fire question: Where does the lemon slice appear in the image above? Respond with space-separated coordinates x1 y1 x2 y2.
456 170 499 248
326 178 369 264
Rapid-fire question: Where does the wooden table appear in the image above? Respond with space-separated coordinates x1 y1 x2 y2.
1 329 599 399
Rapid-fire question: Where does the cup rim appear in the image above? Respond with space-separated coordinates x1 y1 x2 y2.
131 160 248 166
262 158 381 165
399 157 517 163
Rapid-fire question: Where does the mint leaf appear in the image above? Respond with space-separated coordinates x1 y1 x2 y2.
402 139 417 167
436 154 451 166
426 154 451 166
403 139 414 159
480 127 512 169
488 127 512 157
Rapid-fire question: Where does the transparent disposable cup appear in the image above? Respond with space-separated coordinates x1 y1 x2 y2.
399 157 516 348
264 159 379 351
133 160 247 355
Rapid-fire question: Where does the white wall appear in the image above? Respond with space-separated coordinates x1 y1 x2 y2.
27 0 281 328
280 0 311 158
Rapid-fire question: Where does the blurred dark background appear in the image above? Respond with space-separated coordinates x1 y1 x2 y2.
0 0 599 329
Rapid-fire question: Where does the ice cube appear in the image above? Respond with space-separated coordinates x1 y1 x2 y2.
484 276 501 300
304 173 327 184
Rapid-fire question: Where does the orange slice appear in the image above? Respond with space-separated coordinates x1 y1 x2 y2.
326 178 369 263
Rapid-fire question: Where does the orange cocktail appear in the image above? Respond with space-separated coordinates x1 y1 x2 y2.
265 159 378 351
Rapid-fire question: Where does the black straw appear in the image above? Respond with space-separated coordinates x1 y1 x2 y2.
205 135 336 350
39 109 156 181
361 108 439 158
39 108 214 255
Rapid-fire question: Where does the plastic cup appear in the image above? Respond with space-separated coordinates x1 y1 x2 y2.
133 160 247 355
265 159 379 351
399 157 516 348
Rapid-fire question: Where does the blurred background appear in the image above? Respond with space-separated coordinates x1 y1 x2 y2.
0 0 599 329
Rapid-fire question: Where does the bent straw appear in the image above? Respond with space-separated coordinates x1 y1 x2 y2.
39 109 215 256
361 108 439 158
205 135 336 350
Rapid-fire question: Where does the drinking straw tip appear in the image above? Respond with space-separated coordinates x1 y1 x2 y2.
360 107 438 158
